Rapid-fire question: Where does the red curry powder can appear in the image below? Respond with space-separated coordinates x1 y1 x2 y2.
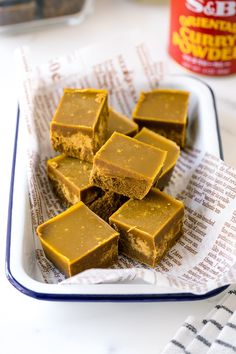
169 0 236 76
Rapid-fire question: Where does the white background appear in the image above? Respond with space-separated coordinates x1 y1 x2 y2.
0 1 236 353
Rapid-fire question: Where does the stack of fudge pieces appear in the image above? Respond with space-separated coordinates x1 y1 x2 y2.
37 88 189 277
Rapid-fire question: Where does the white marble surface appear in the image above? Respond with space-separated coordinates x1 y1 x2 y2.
0 1 235 353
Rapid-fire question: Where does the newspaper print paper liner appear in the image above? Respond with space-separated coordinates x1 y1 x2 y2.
15 37 236 295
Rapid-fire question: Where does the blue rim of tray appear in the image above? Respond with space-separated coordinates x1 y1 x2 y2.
5 76 228 302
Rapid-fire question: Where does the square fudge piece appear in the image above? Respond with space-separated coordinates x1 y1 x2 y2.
90 132 167 199
109 188 184 267
134 128 180 189
47 154 101 206
50 88 108 162
37 202 119 277
107 107 138 139
132 89 189 148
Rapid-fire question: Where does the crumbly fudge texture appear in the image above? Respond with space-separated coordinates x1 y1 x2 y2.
90 132 167 199
50 88 108 162
89 192 127 223
132 89 189 148
37 202 119 277
107 107 138 139
134 128 180 189
47 154 101 206
109 188 184 267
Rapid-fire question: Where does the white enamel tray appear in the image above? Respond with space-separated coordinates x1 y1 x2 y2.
6 75 227 301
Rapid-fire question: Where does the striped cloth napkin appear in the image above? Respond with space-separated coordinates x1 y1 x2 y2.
162 289 236 353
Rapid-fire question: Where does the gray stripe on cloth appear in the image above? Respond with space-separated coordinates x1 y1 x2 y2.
215 339 236 352
184 322 198 334
226 322 236 330
202 319 223 331
229 290 236 296
215 305 233 315
171 339 191 354
196 334 211 347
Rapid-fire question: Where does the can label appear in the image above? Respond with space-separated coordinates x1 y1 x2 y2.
169 0 236 76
